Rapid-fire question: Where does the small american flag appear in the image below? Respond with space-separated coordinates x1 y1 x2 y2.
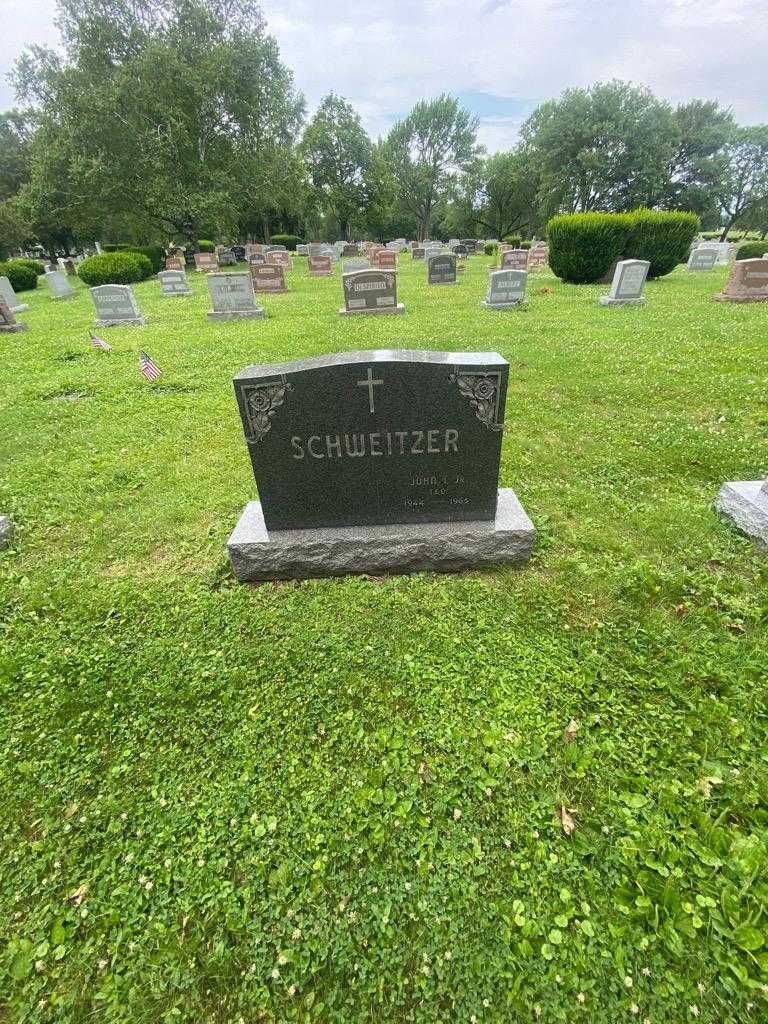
139 351 162 382
88 330 112 352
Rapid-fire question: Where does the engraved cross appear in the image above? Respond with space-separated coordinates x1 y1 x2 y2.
357 367 384 413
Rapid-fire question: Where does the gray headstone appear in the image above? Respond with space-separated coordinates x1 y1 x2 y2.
0 276 29 313
0 514 14 549
296 245 309 256
599 259 649 306
484 270 527 309
412 247 425 260
687 248 718 272
218 249 237 266
427 253 457 285
451 244 469 259
158 269 192 296
342 243 359 257
340 269 405 316
716 479 768 546
90 284 147 326
206 272 264 320
342 258 371 274
45 270 75 300
248 253 266 267
227 349 535 578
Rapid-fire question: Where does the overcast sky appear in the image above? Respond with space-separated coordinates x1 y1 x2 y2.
1 0 766 150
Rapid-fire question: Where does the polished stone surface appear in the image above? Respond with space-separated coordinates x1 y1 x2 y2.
233 349 509 531
90 284 148 327
158 270 191 296
599 259 649 306
206 272 264 320
715 480 768 546
228 488 535 580
339 269 404 315
427 254 457 285
483 270 527 308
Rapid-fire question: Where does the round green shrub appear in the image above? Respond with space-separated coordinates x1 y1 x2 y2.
10 258 46 277
548 213 632 284
78 252 152 287
102 244 164 273
735 241 767 260
624 209 700 278
483 242 498 256
503 234 521 247
521 240 532 250
0 261 38 292
197 240 215 253
269 234 303 251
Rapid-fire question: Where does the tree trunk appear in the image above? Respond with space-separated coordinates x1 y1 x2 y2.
719 219 734 242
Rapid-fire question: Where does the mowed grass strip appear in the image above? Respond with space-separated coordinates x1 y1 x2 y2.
0 255 767 1023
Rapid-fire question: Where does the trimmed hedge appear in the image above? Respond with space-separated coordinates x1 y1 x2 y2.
10 258 46 277
549 210 700 283
483 242 498 256
269 234 303 251
103 244 164 274
625 209 700 278
503 235 522 247
548 213 632 284
736 242 767 261
78 252 152 287
521 240 532 250
197 240 215 253
0 261 38 293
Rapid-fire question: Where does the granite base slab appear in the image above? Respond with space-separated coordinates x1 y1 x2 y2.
482 300 523 310
338 304 406 316
228 488 536 581
207 309 265 320
599 296 646 306
0 323 27 333
715 480 768 546
95 317 148 327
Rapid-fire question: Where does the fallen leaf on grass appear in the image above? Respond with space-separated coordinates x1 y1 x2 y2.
696 776 723 798
558 804 576 836
563 719 579 744
68 883 89 906
64 803 79 819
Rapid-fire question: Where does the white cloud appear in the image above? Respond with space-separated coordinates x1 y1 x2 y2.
1 0 767 141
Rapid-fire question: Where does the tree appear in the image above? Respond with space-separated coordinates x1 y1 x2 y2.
0 111 33 201
301 93 372 239
661 100 734 217
521 81 678 216
384 95 480 240
451 150 541 239
12 0 304 246
716 126 768 240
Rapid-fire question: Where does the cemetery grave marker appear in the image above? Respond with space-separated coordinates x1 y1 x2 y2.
45 270 75 300
0 276 29 313
412 247 426 260
374 250 397 270
266 250 293 270
218 249 237 266
599 259 650 306
90 284 148 326
343 258 371 274
158 269 192 296
206 271 265 320
250 263 288 294
527 247 549 269
227 348 535 579
308 255 333 277
714 258 768 303
687 248 718 272
165 256 184 270
0 296 27 333
500 249 529 271
340 269 405 316
342 244 359 256
194 253 219 273
64 258 77 276
248 252 266 267
483 269 527 309
428 253 457 285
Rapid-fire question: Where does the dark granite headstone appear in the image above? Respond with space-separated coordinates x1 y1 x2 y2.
340 269 404 315
428 253 457 284
228 350 535 578
250 263 287 293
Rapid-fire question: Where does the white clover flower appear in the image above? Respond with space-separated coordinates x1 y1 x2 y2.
577 993 585 1004
271 968 280 980
624 975 634 988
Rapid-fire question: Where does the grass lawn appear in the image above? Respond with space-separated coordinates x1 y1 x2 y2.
1 254 767 1024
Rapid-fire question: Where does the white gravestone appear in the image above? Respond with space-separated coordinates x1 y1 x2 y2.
206 272 265 320
687 249 718 272
599 259 649 306
483 269 527 309
716 478 768 546
45 270 75 300
158 269 192 296
0 276 29 313
91 284 148 326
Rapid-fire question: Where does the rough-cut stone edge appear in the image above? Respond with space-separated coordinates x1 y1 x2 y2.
0 323 27 333
715 480 768 547
207 309 266 320
598 296 646 306
95 317 148 327
713 294 768 303
338 303 406 316
227 488 536 581
0 515 14 550
481 300 524 310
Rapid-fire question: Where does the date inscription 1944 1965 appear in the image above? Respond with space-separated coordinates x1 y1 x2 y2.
232 350 508 531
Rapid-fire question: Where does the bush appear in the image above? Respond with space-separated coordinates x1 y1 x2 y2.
10 258 46 277
735 242 767 261
77 252 152 287
483 242 498 256
0 261 38 293
102 244 164 273
269 234 303 251
624 209 700 278
548 213 632 284
521 240 532 250
197 240 215 253
503 235 521 247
